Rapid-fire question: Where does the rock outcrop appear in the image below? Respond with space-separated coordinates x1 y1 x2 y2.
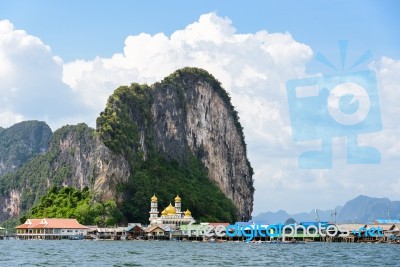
97 67 254 220
50 124 130 201
0 121 52 175
149 69 254 219
0 67 254 223
0 123 130 221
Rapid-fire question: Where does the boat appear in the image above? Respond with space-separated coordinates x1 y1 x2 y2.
69 235 85 240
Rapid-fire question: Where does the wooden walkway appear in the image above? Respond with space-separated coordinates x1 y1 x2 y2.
0 234 16 239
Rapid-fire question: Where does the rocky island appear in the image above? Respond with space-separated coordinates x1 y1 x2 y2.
0 67 254 226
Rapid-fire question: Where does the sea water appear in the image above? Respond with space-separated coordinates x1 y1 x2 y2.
0 240 399 266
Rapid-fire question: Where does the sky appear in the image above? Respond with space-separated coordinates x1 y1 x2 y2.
0 0 399 217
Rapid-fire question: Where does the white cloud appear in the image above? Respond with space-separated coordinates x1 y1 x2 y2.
2 13 400 216
0 19 88 129
63 12 313 159
0 111 24 126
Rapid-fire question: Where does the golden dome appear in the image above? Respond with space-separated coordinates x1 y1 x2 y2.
184 209 192 216
151 194 158 202
161 209 167 216
175 195 181 202
165 203 176 215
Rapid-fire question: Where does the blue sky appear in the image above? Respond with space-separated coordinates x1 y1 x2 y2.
1 1 399 217
2 0 399 62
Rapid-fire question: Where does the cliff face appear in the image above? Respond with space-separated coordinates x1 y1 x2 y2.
0 121 52 175
150 69 254 219
0 123 130 222
97 68 254 221
49 124 130 201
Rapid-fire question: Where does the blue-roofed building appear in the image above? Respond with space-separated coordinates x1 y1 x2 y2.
373 219 400 224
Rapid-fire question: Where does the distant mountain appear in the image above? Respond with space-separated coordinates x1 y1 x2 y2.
252 210 291 224
253 207 341 224
0 121 52 175
337 195 400 223
253 195 400 224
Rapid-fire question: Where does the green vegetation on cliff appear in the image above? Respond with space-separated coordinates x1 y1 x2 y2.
0 123 93 216
96 83 151 166
122 153 237 223
22 186 123 226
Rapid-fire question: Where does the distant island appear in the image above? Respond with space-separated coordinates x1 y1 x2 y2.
253 195 400 224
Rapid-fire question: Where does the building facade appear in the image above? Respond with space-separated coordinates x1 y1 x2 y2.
15 218 88 240
149 195 195 226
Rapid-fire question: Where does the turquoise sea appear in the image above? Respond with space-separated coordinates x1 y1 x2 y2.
0 240 399 266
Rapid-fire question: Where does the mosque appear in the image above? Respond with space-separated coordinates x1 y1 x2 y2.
149 194 195 226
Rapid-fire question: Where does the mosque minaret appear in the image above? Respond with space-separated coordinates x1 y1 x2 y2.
149 194 194 226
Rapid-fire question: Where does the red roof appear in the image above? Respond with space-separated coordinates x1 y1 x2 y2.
15 219 42 229
15 218 87 229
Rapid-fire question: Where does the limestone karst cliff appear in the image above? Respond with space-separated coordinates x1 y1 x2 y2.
0 123 129 222
0 67 254 224
152 68 254 219
0 121 52 176
97 67 254 221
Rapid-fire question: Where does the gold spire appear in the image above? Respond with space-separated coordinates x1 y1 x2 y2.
151 194 158 202
174 195 181 202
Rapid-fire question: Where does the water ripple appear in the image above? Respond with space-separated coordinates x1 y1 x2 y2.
0 240 398 266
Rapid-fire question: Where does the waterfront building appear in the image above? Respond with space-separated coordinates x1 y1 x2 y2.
149 194 195 226
125 223 145 240
181 223 210 237
179 222 230 241
97 227 126 240
373 219 400 224
145 225 166 239
15 218 87 240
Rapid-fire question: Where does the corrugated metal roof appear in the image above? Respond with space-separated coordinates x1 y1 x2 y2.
336 224 367 232
125 224 144 232
375 219 400 224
